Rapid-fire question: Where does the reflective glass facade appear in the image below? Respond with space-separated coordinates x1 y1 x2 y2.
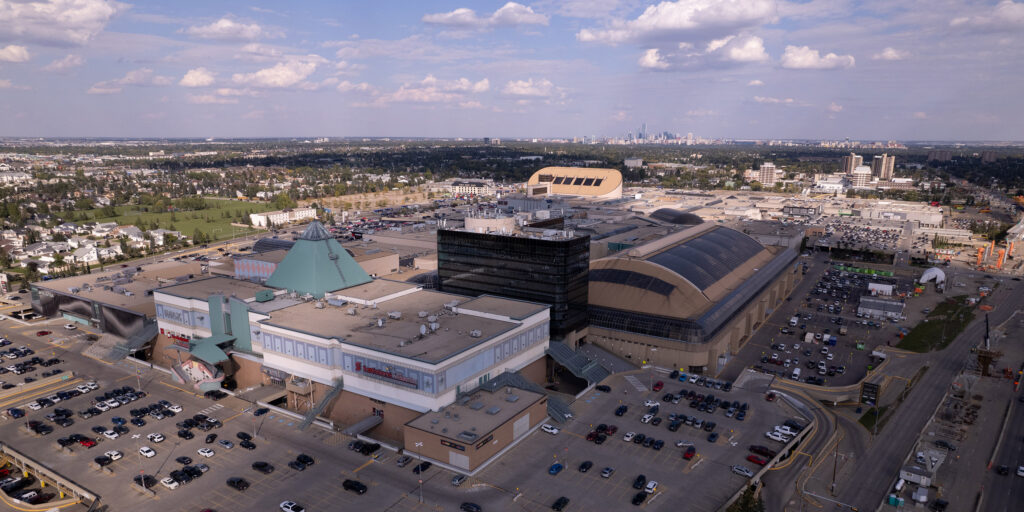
438 230 589 339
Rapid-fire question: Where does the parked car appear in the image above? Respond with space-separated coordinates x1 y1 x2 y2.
342 479 367 494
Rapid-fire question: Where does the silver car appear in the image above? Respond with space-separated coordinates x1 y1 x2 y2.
451 474 467 486
395 455 412 468
732 465 754 478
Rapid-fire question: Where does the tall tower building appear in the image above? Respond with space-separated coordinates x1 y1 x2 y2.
851 165 873 187
758 162 777 187
841 152 863 173
871 154 895 180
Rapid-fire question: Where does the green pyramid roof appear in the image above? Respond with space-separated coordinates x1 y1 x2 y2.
265 221 372 298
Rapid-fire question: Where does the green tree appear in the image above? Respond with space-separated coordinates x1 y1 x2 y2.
726 487 765 512
272 193 297 210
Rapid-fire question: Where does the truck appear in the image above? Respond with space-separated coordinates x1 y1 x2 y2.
791 368 801 381
838 325 848 336
804 332 815 344
826 335 837 346
789 316 799 327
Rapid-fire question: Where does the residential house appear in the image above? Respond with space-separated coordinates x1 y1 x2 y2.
147 229 182 246
92 222 118 236
71 246 99 265
98 246 123 260
68 236 97 249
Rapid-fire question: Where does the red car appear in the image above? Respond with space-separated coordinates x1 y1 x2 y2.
605 425 618 435
79 439 97 448
682 446 696 460
585 431 598 442
746 455 768 466
765 392 776 402
652 381 664 392
36 330 52 337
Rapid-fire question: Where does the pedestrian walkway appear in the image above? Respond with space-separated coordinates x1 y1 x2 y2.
623 375 647 392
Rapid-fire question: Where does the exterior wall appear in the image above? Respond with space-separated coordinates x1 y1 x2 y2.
518 357 547 387
358 253 400 277
320 389 421 444
588 263 797 374
231 354 265 389
150 333 185 368
403 396 546 471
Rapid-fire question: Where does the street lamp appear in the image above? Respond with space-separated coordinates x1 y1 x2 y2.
414 441 424 503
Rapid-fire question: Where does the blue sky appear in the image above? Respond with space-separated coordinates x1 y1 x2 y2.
0 0 1022 140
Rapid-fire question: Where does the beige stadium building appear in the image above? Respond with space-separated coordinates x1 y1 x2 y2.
526 167 623 199
585 221 800 374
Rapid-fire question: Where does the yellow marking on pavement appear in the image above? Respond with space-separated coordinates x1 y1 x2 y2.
116 375 135 382
221 411 244 424
81 352 113 366
160 381 198 395
352 459 374 473
0 378 83 409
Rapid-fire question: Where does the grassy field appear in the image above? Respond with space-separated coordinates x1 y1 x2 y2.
896 295 976 353
81 198 275 242
859 405 889 431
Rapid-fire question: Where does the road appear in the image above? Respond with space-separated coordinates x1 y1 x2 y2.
834 279 1024 511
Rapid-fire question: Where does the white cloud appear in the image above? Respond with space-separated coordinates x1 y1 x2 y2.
215 87 260 97
828 102 843 112
577 0 775 44
366 75 490 105
638 48 669 69
502 78 558 97
0 0 122 47
185 18 276 41
715 34 768 62
458 100 484 109
236 43 284 60
780 45 855 69
42 54 84 71
0 45 29 63
187 94 238 105
423 2 548 29
913 111 928 119
871 47 909 61
747 79 764 86
951 1 1024 31
336 81 375 93
231 55 325 88
179 67 216 87
333 60 365 75
87 67 173 94
0 79 13 88
754 96 795 104
610 110 628 121
686 109 716 116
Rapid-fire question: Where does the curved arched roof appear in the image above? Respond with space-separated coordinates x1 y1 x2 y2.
650 208 703 226
645 227 765 291
920 267 946 284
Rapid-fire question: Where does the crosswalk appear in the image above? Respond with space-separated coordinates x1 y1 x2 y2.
197 403 224 416
624 375 647 392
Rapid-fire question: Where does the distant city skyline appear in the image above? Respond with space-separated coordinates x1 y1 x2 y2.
0 1 1022 140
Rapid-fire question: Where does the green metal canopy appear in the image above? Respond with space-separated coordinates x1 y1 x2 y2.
265 221 372 298
190 334 234 365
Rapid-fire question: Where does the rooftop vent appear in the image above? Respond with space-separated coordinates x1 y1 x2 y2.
347 308 357 315
418 311 429 318
469 330 482 338
505 395 520 403
457 431 479 442
486 406 501 415
387 311 402 320
314 301 325 309
469 402 484 411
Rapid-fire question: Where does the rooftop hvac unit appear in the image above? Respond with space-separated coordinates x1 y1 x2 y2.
427 315 438 323
124 291 134 297
327 298 347 307
314 302 325 309
418 311 429 318
486 406 501 415
444 301 459 310
347 308 357 315
419 324 427 336
68 287 80 293
377 318 384 328
387 311 402 320
399 340 411 347
469 330 482 338
505 394 520 403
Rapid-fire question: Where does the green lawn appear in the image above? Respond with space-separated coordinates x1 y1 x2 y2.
896 295 976 353
79 198 275 242
859 405 888 431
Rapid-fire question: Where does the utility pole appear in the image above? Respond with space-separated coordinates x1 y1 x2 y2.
830 420 839 496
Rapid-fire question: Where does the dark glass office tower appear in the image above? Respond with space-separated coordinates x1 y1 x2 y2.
437 229 590 340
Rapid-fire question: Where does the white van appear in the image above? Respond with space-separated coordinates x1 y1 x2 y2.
894 478 906 492
789 316 799 327
791 368 801 381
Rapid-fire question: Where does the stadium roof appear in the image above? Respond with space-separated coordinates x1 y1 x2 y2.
253 237 295 253
526 167 623 198
650 208 703 226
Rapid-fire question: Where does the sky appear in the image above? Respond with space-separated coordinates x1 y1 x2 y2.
0 0 1022 141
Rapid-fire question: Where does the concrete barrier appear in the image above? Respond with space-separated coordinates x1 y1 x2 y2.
130 482 156 497
0 371 77 403
0 442 100 509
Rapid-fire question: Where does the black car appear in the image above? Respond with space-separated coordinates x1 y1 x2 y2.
632 492 648 506
459 503 482 512
651 417 662 426
632 433 646 444
296 453 315 466
288 460 307 471
632 474 647 490
342 479 367 495
130 418 146 427
113 425 129 435
996 465 1010 475
176 456 193 465
252 461 274 474
239 440 256 450
413 461 432 474
614 405 628 416
183 465 203 478
133 474 157 489
359 443 381 456
552 496 570 511
170 470 192 484
57 437 75 447
595 385 611 393
178 429 194 440
578 461 593 473
205 433 218 444
652 440 664 450
226 477 250 491
93 456 112 466
254 407 270 416
236 431 252 441
934 440 956 451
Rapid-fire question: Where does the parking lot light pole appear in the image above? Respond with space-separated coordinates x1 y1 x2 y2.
414 441 423 503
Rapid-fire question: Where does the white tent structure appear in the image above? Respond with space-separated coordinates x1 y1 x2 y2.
920 267 946 285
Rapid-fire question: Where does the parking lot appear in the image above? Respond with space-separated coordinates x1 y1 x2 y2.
475 371 801 511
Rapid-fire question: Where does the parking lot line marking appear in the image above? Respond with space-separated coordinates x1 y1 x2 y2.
0 378 83 409
159 381 198 396
220 411 244 424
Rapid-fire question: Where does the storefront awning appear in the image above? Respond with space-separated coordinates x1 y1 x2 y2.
190 334 235 365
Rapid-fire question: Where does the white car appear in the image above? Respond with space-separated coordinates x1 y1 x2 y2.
168 404 183 413
47 395 61 403
26 402 42 411
689 375 698 383
160 477 179 490
197 448 214 458
139 446 155 458
104 399 120 409
85 381 99 390
105 450 122 461
765 431 788 442
540 424 559 435
827 353 834 361
645 480 659 494
63 324 77 330
280 501 305 512
1017 466 1024 478
103 430 119 440
76 385 92 394
643 400 660 407
675 440 692 448
623 432 636 442
94 402 110 412
147 433 165 443
640 414 654 424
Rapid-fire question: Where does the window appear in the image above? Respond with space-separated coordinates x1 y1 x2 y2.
582 178 595 186
572 177 585 186
552 177 565 184
593 178 604 187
